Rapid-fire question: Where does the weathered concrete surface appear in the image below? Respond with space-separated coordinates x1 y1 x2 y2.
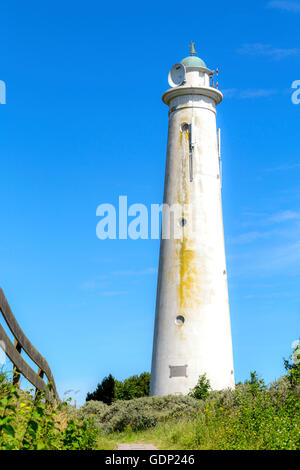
150 60 235 396
117 443 158 450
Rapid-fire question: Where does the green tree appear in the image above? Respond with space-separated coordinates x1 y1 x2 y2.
115 372 151 400
189 374 211 400
86 372 151 404
86 374 115 405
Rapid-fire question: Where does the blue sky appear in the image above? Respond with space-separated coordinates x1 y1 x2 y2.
0 0 299 405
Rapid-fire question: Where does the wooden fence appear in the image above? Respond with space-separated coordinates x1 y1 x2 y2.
0 288 60 402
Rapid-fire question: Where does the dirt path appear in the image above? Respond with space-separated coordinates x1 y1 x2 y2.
117 443 158 450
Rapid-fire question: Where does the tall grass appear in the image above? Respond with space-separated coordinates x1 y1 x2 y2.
76 369 300 450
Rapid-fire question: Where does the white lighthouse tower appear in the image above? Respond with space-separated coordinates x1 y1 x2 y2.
150 44 235 396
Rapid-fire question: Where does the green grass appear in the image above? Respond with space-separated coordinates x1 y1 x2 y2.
92 371 300 450
96 396 300 451
96 419 204 450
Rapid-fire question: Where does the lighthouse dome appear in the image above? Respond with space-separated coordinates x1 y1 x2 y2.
181 56 206 68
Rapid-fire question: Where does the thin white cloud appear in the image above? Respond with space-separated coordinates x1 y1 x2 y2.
265 240 300 267
80 280 101 290
80 274 109 290
240 88 278 99
264 162 300 172
230 210 300 243
240 89 278 98
101 290 129 297
112 267 157 276
80 267 157 291
222 88 239 98
269 210 300 222
230 231 271 244
243 291 296 299
242 211 269 218
230 238 300 276
279 188 300 200
267 1 300 12
223 88 278 99
238 43 300 60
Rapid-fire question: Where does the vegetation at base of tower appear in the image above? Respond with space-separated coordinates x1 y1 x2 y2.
74 395 198 434
86 372 151 404
189 373 211 400
1 342 299 450
0 373 98 450
77 342 300 450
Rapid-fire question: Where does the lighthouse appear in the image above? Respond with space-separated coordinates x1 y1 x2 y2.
150 44 235 396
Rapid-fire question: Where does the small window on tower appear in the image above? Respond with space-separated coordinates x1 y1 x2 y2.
175 315 185 325
181 123 189 132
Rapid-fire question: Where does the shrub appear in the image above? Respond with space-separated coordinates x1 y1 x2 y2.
187 366 300 450
154 370 300 450
75 395 200 434
284 341 300 390
189 374 211 400
71 400 108 429
79 353 300 449
0 372 98 450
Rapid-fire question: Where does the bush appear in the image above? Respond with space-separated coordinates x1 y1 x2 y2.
182 359 300 450
204 379 299 449
189 374 211 400
0 372 98 450
284 340 300 390
145 371 300 450
75 395 200 434
70 400 108 429
79 343 300 449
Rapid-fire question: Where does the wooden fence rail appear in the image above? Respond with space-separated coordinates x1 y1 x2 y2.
0 288 60 402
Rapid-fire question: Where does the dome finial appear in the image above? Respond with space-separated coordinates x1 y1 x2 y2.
189 41 197 56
